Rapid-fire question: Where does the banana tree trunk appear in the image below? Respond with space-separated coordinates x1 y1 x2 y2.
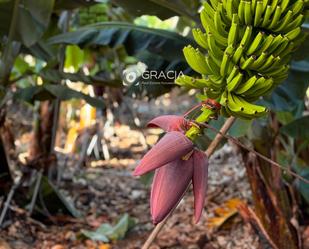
28 101 56 171
0 109 13 194
0 137 12 194
241 148 299 249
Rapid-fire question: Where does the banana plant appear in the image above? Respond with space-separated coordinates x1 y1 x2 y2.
133 1 308 248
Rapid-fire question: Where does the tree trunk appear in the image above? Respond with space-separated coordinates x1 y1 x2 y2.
241 149 299 249
0 108 13 195
27 101 56 172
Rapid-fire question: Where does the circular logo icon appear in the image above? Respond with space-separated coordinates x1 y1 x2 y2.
123 70 138 86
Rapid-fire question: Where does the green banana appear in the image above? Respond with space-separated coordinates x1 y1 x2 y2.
273 10 293 32
240 26 253 49
227 72 244 92
235 75 258 94
284 14 304 33
238 0 245 23
192 29 208 50
268 6 282 29
254 1 264 26
226 0 235 20
228 14 239 46
245 78 274 101
250 52 268 69
208 33 224 59
183 46 209 75
272 38 289 56
240 55 256 70
280 0 290 12
177 0 306 120
232 45 244 64
207 56 221 75
291 0 305 17
226 92 268 119
220 50 232 77
259 54 275 71
262 0 269 12
261 5 274 27
175 75 208 89
214 6 228 36
244 1 253 25
227 66 240 84
238 76 266 95
255 35 275 55
246 32 264 55
285 27 302 40
266 35 285 54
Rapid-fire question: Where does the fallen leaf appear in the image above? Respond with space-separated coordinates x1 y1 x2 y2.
51 245 65 249
98 244 111 249
207 198 244 229
0 239 12 249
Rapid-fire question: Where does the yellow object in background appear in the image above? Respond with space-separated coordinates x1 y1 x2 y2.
79 104 97 130
64 126 79 153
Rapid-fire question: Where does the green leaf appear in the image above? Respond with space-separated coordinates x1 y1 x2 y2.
81 230 109 242
111 0 199 21
263 69 309 114
280 116 309 139
23 41 55 62
0 0 55 46
229 119 252 138
81 214 135 242
139 171 154 186
39 69 122 87
54 0 97 10
48 22 193 62
276 111 295 125
291 60 309 72
14 84 105 107
65 45 85 71
44 84 105 107
36 176 81 218
297 169 309 205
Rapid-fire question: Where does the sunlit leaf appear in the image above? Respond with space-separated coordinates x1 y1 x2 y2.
207 198 244 229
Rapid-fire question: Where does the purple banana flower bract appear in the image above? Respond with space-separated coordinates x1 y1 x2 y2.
133 115 209 224
133 131 193 176
150 158 193 224
147 115 187 132
192 150 209 223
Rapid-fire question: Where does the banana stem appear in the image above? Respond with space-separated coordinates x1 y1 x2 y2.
142 117 236 249
185 107 216 140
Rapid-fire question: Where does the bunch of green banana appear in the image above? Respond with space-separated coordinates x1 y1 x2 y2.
176 0 307 120
79 4 108 26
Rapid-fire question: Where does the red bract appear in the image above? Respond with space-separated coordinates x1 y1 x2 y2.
147 115 188 132
133 131 194 176
150 158 193 224
192 150 209 223
133 115 209 224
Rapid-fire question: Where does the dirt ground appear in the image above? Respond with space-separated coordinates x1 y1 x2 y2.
0 90 260 249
